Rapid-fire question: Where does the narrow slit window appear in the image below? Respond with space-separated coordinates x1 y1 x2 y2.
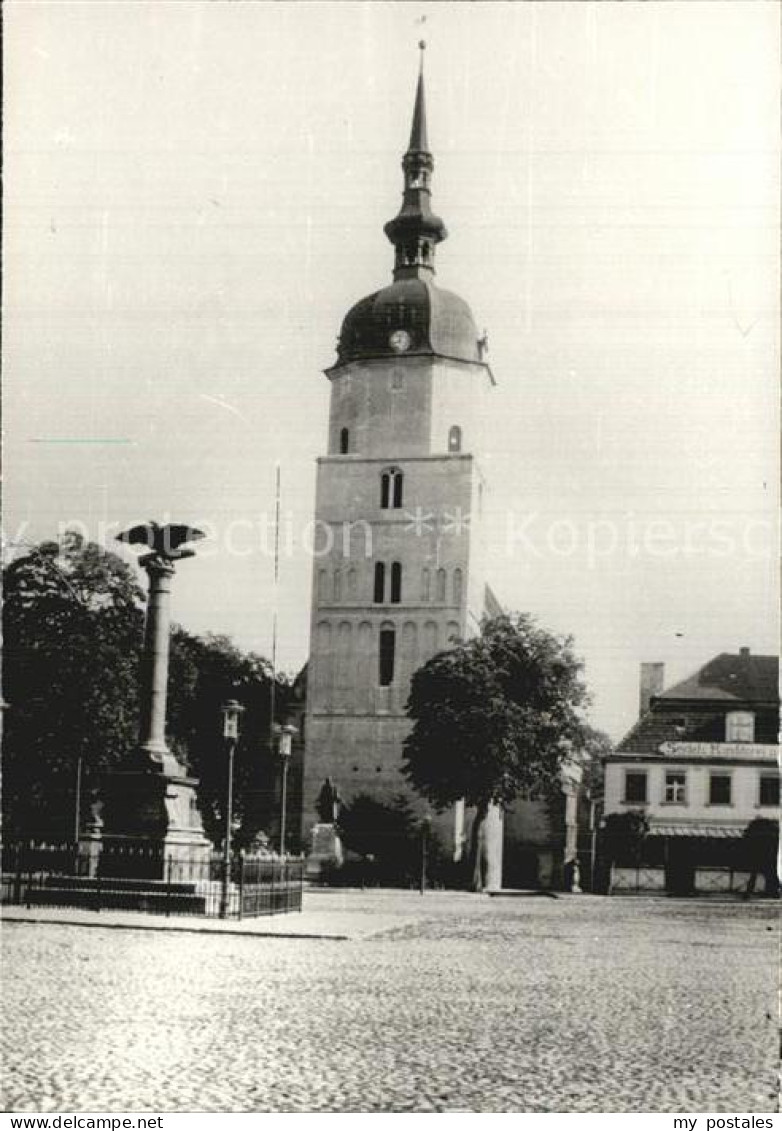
379 627 396 686
340 428 349 454
448 425 462 453
390 562 402 604
373 562 386 604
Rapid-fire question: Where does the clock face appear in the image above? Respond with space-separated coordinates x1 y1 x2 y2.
389 329 411 353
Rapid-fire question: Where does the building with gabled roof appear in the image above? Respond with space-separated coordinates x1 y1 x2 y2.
602 648 779 895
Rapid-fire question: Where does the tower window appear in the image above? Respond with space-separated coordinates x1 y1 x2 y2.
373 562 386 604
379 627 396 686
333 569 342 601
448 425 462 453
381 468 404 509
436 568 447 603
421 567 431 602
340 428 349 454
390 562 402 604
452 567 463 606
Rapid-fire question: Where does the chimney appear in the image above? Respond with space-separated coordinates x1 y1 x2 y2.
639 662 665 718
739 646 750 658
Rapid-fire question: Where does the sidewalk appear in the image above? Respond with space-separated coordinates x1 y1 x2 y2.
1 887 447 941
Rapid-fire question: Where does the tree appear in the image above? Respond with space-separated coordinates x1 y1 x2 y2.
402 613 589 890
602 810 650 865
2 532 145 838
2 534 294 845
741 817 779 899
576 726 611 798
166 629 295 848
337 793 418 885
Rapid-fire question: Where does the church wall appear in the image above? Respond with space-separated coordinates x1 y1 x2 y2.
303 443 488 847
327 357 433 458
428 359 492 459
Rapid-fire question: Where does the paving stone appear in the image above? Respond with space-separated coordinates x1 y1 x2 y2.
1 894 777 1112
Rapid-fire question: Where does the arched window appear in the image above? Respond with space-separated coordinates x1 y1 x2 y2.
421 567 431 602
340 427 349 454
379 625 396 686
317 569 328 601
380 467 404 509
436 568 447 602
333 569 342 601
390 562 402 604
448 425 462 452
452 567 463 606
347 567 357 596
373 562 386 604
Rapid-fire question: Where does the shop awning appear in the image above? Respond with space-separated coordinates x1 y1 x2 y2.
649 824 744 839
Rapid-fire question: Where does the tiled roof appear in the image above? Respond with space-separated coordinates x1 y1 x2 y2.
617 651 779 755
659 652 778 704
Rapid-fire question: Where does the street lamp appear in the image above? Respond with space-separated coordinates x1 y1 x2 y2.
420 813 432 896
275 722 298 856
219 699 244 918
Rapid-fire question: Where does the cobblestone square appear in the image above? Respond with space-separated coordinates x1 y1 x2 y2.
2 892 778 1113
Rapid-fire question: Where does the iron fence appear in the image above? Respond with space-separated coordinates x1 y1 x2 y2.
1 841 304 918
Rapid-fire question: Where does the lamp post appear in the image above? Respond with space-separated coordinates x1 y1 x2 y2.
220 699 244 918
276 723 298 856
74 754 83 842
420 814 432 895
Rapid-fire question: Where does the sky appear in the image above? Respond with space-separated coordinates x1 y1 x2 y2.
4 1 779 741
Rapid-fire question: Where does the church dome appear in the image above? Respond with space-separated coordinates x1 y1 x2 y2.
336 277 481 365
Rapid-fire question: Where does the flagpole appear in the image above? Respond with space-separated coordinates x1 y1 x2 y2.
269 464 281 838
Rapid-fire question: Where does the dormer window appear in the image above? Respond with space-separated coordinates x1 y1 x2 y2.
381 468 404 509
726 711 754 743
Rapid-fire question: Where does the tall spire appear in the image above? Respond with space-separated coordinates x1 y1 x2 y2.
383 41 447 280
408 42 429 152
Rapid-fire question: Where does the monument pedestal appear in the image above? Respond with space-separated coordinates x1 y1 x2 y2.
99 747 211 880
306 823 343 881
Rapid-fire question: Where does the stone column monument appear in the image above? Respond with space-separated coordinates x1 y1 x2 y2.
99 522 212 878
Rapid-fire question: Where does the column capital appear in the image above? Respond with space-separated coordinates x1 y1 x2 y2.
139 552 177 579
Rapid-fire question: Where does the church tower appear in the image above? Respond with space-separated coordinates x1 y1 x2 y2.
303 47 496 850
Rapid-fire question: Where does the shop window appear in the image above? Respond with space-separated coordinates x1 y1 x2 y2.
624 771 648 804
709 774 732 806
726 711 754 743
664 771 687 805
